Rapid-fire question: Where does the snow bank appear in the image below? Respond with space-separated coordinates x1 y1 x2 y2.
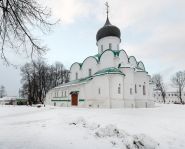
70 117 159 149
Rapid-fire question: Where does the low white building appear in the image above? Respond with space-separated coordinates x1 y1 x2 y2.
0 96 17 105
154 91 185 103
45 14 154 108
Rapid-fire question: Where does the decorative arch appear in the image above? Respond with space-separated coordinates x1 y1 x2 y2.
128 56 137 67
80 56 99 69
137 61 145 71
70 62 82 81
118 49 129 65
98 49 117 61
80 56 98 78
70 62 81 72
99 49 116 69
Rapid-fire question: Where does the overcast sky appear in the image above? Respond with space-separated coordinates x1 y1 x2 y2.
0 0 185 96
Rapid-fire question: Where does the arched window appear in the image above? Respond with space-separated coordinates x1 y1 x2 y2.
130 88 132 95
89 69 92 76
135 84 137 94
109 43 112 49
75 72 78 80
98 88 101 95
118 84 121 94
143 85 146 95
101 45 103 52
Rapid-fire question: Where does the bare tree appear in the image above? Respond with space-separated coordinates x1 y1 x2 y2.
0 0 55 63
20 60 69 104
152 74 166 103
171 71 185 104
0 85 6 98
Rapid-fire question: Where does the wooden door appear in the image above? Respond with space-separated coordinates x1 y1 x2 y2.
71 94 78 106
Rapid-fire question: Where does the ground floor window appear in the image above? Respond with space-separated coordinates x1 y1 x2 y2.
130 88 132 95
98 88 101 95
118 84 121 94
143 85 146 95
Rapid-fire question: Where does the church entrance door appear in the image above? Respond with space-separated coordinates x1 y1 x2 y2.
71 93 78 106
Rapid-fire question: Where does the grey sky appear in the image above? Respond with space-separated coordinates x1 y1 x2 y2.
0 0 185 95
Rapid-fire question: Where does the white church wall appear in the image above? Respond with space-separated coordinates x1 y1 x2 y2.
99 50 116 70
120 67 136 107
134 72 152 108
134 72 148 100
81 57 98 78
109 74 125 108
97 36 120 53
121 67 134 100
84 75 110 108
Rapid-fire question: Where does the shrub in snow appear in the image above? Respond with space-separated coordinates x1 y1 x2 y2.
69 117 86 127
95 124 159 149
70 118 159 149
95 124 121 137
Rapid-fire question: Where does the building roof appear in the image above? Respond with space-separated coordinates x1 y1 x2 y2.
94 67 125 76
96 17 121 41
54 67 124 90
55 76 92 89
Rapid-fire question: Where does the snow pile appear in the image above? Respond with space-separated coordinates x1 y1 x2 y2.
70 117 159 149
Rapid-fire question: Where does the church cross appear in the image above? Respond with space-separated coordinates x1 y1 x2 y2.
105 1 109 17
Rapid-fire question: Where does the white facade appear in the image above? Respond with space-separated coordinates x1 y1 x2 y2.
0 96 17 105
97 36 121 54
153 91 185 104
45 16 155 108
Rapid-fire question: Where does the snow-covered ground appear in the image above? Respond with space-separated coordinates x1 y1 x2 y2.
0 104 185 149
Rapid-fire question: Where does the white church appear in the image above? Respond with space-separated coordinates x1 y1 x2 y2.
45 7 154 108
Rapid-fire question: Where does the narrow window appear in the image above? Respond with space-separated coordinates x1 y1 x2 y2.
75 72 78 80
62 91 63 97
89 69 92 76
130 88 132 95
109 43 112 49
118 84 121 94
98 88 101 95
101 45 103 52
135 84 137 94
65 91 66 97
143 85 146 95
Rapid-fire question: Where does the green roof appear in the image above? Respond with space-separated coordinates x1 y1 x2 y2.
94 67 125 76
56 76 92 88
55 67 125 89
